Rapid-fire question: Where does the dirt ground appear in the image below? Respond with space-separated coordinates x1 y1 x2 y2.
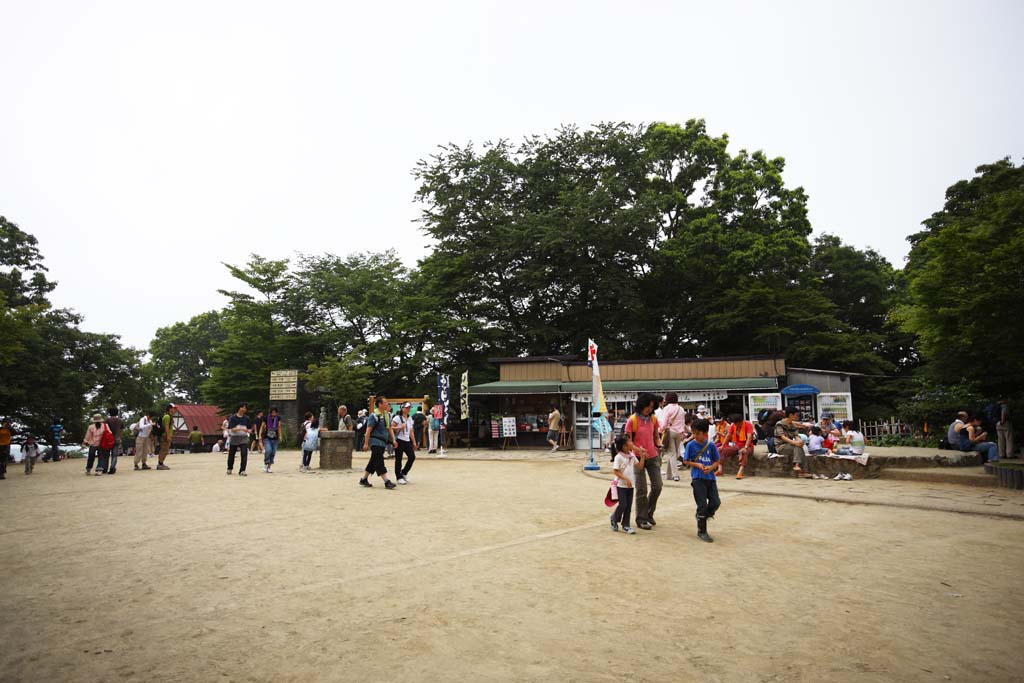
1 450 1022 683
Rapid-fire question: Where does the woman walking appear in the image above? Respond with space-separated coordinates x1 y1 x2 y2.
263 407 281 473
623 393 663 530
659 392 687 482
391 402 417 484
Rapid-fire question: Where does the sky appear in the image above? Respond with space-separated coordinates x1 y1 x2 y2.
1 0 1021 351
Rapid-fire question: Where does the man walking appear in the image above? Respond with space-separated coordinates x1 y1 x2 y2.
429 402 446 457
226 404 252 476
105 407 124 475
547 404 561 452
157 404 174 470
134 411 154 470
360 397 398 489
996 398 1015 460
0 418 12 480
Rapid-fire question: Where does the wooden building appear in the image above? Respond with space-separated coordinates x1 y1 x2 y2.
470 355 856 449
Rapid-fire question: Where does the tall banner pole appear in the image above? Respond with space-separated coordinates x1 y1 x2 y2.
584 339 601 471
461 371 470 450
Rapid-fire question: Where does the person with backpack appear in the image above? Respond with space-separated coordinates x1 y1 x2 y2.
623 393 663 530
83 413 114 476
155 404 174 470
360 396 398 490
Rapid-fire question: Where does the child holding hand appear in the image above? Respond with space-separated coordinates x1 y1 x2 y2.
609 434 640 535
683 418 722 543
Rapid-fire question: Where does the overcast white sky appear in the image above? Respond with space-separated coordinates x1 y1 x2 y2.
1 0 1021 350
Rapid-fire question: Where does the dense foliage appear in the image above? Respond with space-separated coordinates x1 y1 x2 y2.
4 125 1019 430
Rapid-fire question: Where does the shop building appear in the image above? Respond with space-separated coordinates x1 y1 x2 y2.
469 356 857 449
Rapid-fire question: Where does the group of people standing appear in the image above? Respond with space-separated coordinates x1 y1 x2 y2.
609 393 724 542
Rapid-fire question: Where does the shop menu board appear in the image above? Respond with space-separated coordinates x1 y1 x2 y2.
818 393 852 421
491 418 518 438
748 393 782 418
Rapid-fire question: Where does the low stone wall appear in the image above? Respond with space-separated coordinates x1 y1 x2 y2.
715 447 982 479
319 430 354 470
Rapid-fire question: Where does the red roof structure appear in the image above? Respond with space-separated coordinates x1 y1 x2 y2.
171 404 225 446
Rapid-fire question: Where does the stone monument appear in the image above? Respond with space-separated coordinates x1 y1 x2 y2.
319 430 354 470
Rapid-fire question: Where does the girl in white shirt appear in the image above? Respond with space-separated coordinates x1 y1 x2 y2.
609 434 640 535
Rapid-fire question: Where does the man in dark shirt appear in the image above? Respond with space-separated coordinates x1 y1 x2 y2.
412 408 427 449
105 407 124 475
226 404 252 476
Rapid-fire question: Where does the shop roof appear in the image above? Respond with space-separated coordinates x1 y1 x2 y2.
469 381 563 395
558 377 778 392
469 377 777 395
172 404 225 436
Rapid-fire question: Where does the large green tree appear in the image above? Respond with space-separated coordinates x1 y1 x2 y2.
148 311 226 402
897 158 1024 396
0 217 151 438
413 121 894 379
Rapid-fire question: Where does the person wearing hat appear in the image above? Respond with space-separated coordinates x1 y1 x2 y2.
354 409 368 452
391 402 417 484
82 413 113 476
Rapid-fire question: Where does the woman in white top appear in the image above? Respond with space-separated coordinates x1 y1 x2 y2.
659 392 687 482
391 402 417 484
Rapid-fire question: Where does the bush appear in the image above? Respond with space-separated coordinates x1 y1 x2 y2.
869 434 940 449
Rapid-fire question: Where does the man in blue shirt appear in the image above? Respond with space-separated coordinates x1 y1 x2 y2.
683 418 722 543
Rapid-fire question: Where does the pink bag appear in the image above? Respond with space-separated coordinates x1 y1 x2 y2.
604 479 619 507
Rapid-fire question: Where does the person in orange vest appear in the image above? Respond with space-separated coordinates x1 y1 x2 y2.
718 413 756 480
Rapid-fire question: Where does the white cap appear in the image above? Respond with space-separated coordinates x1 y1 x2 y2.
697 404 707 413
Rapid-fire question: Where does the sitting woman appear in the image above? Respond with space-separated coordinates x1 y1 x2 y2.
834 422 866 455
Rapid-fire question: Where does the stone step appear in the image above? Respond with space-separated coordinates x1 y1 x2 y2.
879 467 996 487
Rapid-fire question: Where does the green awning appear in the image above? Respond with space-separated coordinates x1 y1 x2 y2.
469 381 563 395
558 378 778 392
469 377 777 395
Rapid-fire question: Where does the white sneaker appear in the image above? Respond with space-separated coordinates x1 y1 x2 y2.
833 473 844 480
768 454 781 459
550 445 559 452
398 477 408 485
262 465 268 473
842 472 854 481
437 451 447 458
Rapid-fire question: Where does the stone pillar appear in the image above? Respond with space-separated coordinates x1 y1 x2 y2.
319 430 353 470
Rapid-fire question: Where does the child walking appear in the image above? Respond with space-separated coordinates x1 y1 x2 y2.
609 434 640 535
683 418 722 543
22 435 39 474
300 418 321 472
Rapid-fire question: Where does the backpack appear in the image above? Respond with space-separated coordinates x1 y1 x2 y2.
152 419 164 439
99 425 115 451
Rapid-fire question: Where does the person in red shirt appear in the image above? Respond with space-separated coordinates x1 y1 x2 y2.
623 393 663 530
719 413 756 480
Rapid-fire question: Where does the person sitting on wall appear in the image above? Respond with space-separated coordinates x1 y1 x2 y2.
773 407 812 478
959 414 999 463
718 413 755 480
